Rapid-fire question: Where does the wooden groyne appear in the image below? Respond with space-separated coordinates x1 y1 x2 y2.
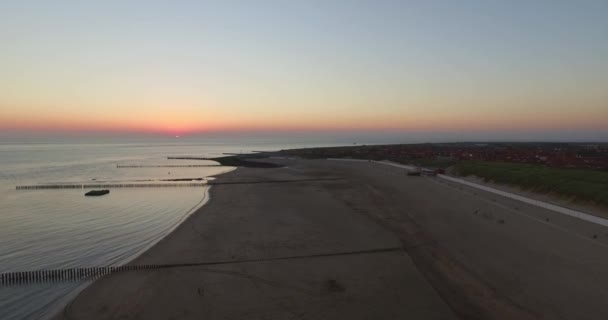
0 246 402 287
0 265 159 286
167 156 209 160
117 165 219 168
16 183 207 190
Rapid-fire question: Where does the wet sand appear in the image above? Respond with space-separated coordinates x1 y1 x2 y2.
55 159 608 319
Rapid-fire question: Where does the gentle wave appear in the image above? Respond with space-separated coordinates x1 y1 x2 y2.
0 143 237 320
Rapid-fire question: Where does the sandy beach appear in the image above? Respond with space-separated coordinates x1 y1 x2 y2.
55 158 608 320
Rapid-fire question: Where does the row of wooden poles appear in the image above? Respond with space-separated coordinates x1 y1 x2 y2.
117 165 218 168
167 157 209 160
16 183 207 190
0 265 158 286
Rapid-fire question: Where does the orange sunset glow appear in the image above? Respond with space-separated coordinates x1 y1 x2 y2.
1 1 607 141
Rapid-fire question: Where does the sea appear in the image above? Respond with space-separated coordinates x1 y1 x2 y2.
0 138 350 320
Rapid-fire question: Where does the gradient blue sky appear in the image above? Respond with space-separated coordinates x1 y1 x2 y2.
1 0 607 141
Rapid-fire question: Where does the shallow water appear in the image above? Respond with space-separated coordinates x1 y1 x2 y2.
0 142 253 319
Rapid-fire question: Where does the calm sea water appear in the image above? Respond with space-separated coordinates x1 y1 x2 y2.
0 140 341 320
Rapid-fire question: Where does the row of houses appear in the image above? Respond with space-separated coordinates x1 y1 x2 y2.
444 145 608 169
287 143 608 170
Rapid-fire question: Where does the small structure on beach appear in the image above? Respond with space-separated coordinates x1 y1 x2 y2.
421 168 437 176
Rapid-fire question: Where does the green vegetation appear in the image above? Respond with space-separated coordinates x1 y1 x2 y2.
452 161 608 207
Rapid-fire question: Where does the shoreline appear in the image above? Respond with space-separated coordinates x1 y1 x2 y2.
47 188 213 320
114 167 237 266
47 167 237 320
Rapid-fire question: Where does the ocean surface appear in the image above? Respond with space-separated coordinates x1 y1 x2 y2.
0 140 342 320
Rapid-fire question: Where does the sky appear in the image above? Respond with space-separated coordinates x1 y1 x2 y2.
1 0 607 142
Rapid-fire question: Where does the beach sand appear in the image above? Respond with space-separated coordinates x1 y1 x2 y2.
55 158 608 319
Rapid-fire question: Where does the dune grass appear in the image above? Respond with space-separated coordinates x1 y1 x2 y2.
452 161 608 207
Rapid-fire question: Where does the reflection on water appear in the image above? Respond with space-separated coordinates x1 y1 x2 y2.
0 143 237 320
0 187 214 319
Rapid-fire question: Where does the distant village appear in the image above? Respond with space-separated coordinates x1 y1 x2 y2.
284 143 608 170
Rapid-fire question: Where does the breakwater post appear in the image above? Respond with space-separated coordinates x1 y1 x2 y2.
16 183 207 190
